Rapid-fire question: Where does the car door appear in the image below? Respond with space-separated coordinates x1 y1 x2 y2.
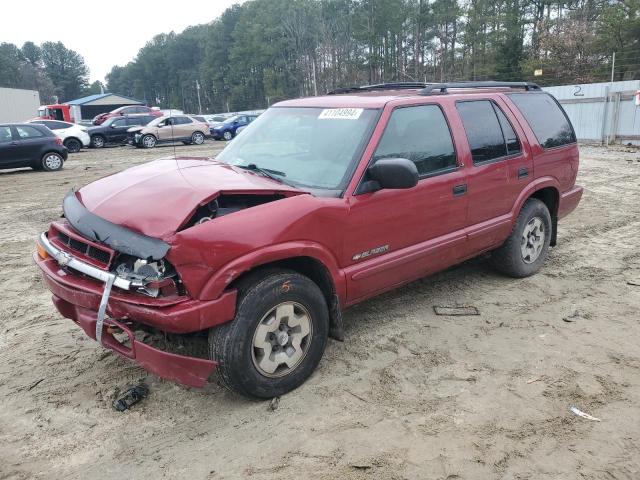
108 118 130 143
455 99 532 253
343 104 469 303
156 117 174 141
0 125 21 167
13 125 49 164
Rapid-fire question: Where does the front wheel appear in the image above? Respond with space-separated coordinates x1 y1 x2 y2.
209 271 329 399
90 135 105 148
64 138 82 153
491 198 552 278
141 134 156 148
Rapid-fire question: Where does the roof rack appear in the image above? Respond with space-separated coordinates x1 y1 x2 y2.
327 82 431 95
419 81 541 95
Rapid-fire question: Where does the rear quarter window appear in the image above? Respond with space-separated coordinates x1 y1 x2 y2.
507 93 576 148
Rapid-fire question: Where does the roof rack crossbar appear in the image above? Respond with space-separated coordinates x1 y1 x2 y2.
419 81 541 95
327 82 431 95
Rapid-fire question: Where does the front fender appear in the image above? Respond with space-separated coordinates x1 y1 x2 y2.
198 241 346 303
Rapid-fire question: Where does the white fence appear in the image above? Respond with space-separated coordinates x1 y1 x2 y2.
543 80 640 145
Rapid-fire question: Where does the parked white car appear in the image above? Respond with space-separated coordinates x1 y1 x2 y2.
28 120 90 153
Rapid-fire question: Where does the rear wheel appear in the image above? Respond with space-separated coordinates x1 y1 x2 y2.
192 131 205 145
223 130 233 141
209 271 329 399
90 135 105 148
491 198 552 278
40 152 64 172
141 134 156 148
64 138 82 153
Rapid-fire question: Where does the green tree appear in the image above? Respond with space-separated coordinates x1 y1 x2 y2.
41 41 89 101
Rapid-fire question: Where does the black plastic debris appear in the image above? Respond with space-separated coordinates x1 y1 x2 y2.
112 383 149 412
433 305 480 316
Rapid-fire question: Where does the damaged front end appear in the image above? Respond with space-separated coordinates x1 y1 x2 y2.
34 191 237 387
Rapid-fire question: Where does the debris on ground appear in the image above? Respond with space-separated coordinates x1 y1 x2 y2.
27 378 44 391
112 383 149 412
268 396 280 411
569 406 601 422
526 377 543 384
627 278 640 286
562 306 581 322
433 305 480 316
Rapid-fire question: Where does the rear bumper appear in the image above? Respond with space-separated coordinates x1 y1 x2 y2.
558 185 583 219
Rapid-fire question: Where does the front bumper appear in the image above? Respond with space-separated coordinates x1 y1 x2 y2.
35 233 237 387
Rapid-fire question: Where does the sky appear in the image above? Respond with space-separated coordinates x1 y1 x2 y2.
1 0 245 83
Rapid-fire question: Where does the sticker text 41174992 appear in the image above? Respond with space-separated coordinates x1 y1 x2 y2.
318 108 364 120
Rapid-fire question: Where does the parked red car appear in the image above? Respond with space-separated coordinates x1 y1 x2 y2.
92 105 162 125
35 82 582 398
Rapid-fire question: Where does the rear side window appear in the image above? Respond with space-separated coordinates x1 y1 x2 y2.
373 105 456 176
507 93 576 148
457 100 522 164
0 126 12 143
16 125 46 138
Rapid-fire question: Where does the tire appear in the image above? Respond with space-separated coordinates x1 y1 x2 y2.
64 138 82 153
223 130 233 141
209 270 329 399
90 135 105 148
192 131 205 145
141 134 156 148
491 198 552 278
40 152 64 172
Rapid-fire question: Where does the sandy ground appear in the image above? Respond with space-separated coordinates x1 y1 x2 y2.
1 142 640 480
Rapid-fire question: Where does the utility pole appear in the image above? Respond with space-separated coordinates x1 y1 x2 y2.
196 80 202 114
610 52 616 83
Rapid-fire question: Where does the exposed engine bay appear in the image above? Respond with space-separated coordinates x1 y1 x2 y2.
181 193 286 230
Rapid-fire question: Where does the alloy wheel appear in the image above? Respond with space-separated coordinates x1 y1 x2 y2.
251 302 313 378
521 216 545 264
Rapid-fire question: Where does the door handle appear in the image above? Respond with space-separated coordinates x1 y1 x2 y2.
518 167 529 179
453 184 467 196
10 141 18 145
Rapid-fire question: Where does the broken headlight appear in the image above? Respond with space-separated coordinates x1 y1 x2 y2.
115 257 179 297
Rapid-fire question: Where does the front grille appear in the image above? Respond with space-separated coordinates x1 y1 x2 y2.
56 231 112 265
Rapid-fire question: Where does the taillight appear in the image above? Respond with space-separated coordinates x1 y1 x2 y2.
55 138 63 146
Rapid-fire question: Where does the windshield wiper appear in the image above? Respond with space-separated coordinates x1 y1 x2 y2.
238 163 287 183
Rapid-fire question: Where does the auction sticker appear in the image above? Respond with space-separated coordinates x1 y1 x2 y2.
318 108 363 120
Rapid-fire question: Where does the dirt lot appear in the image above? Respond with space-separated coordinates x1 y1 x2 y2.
1 142 639 479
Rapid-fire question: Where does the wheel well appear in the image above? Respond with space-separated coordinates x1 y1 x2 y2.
228 256 343 339
64 137 80 144
530 187 559 246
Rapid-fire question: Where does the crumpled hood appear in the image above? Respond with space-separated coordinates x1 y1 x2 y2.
76 157 304 239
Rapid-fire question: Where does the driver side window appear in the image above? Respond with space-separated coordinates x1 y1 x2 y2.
373 105 457 177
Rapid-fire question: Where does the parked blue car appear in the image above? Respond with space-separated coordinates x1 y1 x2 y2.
210 114 259 141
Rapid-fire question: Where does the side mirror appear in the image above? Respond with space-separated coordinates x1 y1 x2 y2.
110 124 117 128
363 158 418 192
158 122 165 128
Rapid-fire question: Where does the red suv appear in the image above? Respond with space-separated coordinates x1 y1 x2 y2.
92 105 162 125
35 82 582 398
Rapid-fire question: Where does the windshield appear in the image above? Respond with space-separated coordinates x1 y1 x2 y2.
223 115 240 124
216 107 380 191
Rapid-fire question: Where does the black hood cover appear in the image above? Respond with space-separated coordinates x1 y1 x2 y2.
62 190 170 261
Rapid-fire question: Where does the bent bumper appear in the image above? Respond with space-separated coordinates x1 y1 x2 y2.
34 234 237 387
53 296 217 387
558 185 583 219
